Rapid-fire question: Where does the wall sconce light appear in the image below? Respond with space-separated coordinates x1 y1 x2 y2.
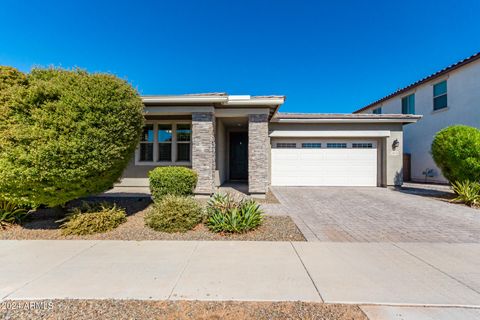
392 139 400 150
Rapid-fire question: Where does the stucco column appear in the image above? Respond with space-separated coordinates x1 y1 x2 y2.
192 112 215 195
248 113 269 195
385 129 404 186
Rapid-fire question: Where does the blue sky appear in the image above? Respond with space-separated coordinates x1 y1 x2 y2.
1 0 479 113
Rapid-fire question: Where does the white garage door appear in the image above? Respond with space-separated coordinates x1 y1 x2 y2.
271 140 378 186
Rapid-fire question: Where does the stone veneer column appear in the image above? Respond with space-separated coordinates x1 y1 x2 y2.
192 112 215 195
248 113 269 195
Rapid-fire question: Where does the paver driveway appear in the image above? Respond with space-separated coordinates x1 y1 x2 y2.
265 187 480 242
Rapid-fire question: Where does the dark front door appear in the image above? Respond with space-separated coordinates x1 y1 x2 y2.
229 132 248 180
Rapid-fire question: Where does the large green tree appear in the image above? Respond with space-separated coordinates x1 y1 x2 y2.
431 125 480 183
0 67 144 207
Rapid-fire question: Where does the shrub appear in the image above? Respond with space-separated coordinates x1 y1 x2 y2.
58 202 127 235
431 125 480 183
0 199 29 229
206 193 263 233
0 66 27 90
145 195 202 232
149 167 198 200
205 192 238 216
0 67 144 207
451 180 480 207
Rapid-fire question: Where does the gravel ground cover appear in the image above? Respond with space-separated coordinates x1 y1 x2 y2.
0 197 305 241
0 300 367 320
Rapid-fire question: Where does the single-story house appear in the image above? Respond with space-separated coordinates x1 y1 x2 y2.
118 93 421 197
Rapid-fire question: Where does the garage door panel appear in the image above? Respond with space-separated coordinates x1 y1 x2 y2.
271 141 377 187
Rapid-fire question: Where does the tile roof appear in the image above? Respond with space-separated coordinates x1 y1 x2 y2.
353 52 480 113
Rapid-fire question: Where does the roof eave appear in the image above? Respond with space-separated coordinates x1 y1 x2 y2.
223 97 285 106
142 95 285 107
142 96 228 104
271 115 422 124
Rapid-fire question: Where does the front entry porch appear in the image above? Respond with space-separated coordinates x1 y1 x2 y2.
213 114 269 198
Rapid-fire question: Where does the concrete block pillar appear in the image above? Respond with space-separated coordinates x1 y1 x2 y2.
192 112 215 195
248 113 269 195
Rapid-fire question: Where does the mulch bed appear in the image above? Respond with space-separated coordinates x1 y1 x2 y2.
0 197 305 241
0 300 367 320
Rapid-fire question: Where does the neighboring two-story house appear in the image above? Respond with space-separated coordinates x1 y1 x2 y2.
354 52 480 183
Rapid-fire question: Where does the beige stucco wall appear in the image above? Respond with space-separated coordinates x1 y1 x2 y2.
215 118 227 185
118 118 405 188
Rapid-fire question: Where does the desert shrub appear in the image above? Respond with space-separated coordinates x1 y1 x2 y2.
149 167 197 200
431 125 480 183
144 195 202 232
58 202 127 235
0 199 29 229
451 180 480 207
0 67 144 207
206 193 263 233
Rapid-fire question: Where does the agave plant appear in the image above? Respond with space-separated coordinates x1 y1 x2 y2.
206 194 264 233
451 180 480 207
206 193 238 215
0 199 29 229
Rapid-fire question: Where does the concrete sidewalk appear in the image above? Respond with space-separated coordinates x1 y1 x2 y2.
1 241 480 308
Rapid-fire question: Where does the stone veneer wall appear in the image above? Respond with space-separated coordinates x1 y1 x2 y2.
192 112 215 194
248 114 269 194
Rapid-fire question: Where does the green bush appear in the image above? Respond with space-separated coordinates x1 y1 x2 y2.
149 167 198 200
451 180 480 207
0 67 144 207
58 202 127 235
206 193 263 233
0 199 29 229
144 195 202 232
431 125 480 183
0 66 27 91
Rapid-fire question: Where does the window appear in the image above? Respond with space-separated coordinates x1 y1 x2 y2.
139 124 154 161
352 143 373 148
402 94 415 114
302 143 322 148
327 143 347 148
433 80 447 110
137 122 191 164
176 124 191 161
372 107 382 114
157 124 172 162
276 143 297 148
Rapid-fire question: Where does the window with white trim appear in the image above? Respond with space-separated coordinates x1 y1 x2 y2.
139 124 154 161
402 94 415 114
433 80 447 110
302 143 322 148
327 143 347 148
137 122 191 164
372 107 382 114
157 124 172 162
276 143 297 148
176 124 191 161
352 143 373 148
